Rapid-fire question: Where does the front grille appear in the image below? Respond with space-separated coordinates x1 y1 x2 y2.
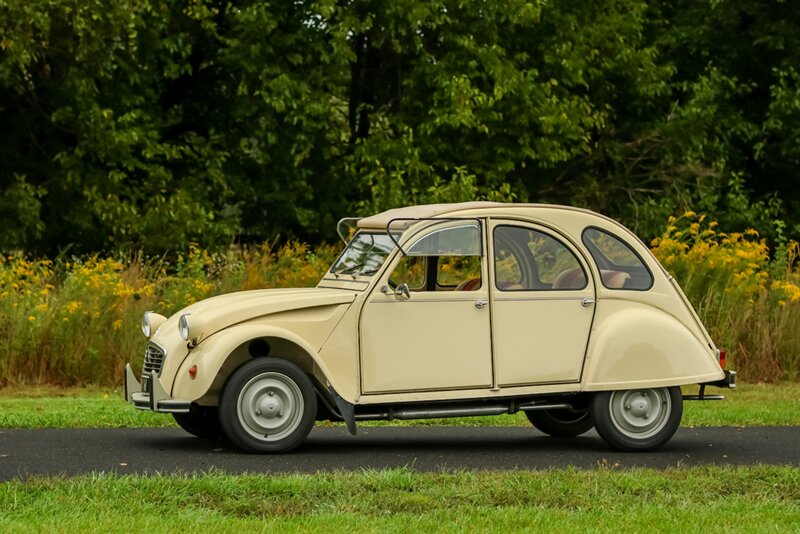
142 342 166 377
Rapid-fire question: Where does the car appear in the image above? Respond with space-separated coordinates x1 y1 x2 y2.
125 202 735 453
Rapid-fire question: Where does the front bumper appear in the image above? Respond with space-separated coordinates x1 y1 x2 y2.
124 363 191 413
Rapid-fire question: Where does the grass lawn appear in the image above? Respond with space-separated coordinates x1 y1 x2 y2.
2 385 798 532
1 467 799 532
0 381 798 429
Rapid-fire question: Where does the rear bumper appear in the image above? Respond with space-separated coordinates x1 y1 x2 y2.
684 370 736 401
707 370 736 389
124 363 191 413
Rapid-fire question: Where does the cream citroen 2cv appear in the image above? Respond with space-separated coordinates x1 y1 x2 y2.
125 203 735 452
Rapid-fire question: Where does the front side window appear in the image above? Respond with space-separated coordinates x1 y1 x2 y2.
406 223 481 256
389 255 426 290
389 221 483 291
581 227 653 290
330 232 396 276
494 226 586 291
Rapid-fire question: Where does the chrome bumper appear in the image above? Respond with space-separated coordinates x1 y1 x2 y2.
124 363 191 413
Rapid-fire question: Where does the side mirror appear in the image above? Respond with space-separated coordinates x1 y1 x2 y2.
395 283 411 301
381 283 411 301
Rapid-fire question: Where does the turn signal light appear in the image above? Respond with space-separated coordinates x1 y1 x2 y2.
188 365 198 379
719 350 726 368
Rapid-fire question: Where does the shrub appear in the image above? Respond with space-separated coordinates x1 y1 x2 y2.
0 242 339 386
651 213 800 381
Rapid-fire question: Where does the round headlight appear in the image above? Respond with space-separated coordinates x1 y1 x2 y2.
141 312 152 337
141 311 167 338
179 314 191 341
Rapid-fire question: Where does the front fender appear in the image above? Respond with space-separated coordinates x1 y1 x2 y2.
582 302 724 391
170 323 342 405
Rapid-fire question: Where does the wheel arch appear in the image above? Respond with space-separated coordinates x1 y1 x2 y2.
170 324 343 407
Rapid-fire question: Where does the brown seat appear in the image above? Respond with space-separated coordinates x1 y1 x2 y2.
553 268 629 289
552 268 587 290
600 270 630 289
455 278 482 291
497 281 525 291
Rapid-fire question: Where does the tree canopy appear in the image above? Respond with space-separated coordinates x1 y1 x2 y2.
2 0 799 254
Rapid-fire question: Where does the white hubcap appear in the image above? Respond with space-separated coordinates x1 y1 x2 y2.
609 389 671 439
237 372 304 441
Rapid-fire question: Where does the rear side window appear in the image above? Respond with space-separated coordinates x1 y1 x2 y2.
581 227 653 290
494 226 587 291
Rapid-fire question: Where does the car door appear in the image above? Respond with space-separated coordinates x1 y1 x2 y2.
490 221 596 386
359 220 493 394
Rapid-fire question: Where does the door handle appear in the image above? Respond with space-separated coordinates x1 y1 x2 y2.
581 297 595 307
475 299 488 309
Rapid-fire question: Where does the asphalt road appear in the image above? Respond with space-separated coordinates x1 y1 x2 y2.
1 426 798 481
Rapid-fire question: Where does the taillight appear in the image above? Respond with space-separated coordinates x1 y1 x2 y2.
719 350 726 368
188 364 198 379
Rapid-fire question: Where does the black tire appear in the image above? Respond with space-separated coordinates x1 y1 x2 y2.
525 408 594 437
173 404 224 440
219 358 317 453
591 386 683 452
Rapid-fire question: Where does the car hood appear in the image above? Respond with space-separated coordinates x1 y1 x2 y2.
157 287 357 343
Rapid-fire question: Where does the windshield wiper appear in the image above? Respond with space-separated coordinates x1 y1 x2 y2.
334 265 364 276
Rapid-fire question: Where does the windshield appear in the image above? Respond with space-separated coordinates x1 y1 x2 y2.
330 232 396 276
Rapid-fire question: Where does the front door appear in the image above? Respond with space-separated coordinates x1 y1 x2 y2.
360 221 493 393
490 221 596 386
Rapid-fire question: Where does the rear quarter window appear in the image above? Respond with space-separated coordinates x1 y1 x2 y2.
581 227 653 290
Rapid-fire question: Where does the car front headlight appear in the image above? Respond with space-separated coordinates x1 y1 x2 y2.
178 313 191 341
141 311 167 338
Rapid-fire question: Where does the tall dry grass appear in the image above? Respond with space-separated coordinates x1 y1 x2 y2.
1 214 798 386
0 243 338 386
651 213 800 381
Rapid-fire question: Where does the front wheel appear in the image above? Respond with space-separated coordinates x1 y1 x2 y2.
591 387 682 452
219 358 317 453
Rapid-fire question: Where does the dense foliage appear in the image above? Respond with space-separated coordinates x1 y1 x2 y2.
2 0 800 255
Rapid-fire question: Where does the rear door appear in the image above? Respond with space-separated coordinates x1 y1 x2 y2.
490 221 596 386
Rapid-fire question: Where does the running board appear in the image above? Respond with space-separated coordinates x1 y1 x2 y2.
353 401 574 422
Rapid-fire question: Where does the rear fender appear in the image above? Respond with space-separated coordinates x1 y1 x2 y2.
582 304 724 391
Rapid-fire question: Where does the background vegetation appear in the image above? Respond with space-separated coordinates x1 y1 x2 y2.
0 213 798 386
2 2 800 385
2 0 800 254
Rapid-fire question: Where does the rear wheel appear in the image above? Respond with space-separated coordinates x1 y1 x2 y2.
173 405 223 440
220 358 317 453
591 387 682 452
525 408 593 437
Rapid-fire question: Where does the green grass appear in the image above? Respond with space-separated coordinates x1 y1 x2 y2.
1 467 799 532
1 382 798 429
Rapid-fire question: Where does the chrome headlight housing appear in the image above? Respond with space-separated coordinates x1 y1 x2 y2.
141 311 167 338
178 313 191 341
